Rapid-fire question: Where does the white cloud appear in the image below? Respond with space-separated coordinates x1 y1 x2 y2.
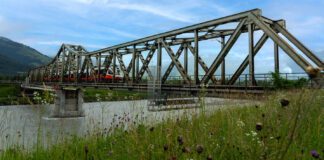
104 27 140 39
36 40 106 50
37 40 63 46
58 0 195 23
287 16 324 36
104 2 194 23
209 3 233 15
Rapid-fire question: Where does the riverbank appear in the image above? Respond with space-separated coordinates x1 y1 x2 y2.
0 89 322 159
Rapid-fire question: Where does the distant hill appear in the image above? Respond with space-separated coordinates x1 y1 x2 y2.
0 36 51 76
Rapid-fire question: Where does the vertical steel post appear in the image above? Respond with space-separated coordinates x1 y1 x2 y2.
274 43 279 73
220 36 226 84
86 58 89 83
194 30 199 84
132 45 136 82
67 54 71 82
76 55 80 83
157 39 162 82
136 51 139 80
248 23 255 86
60 52 65 83
184 43 188 73
98 53 101 82
113 51 116 83
56 56 59 82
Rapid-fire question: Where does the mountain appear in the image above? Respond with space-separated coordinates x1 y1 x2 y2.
0 36 51 76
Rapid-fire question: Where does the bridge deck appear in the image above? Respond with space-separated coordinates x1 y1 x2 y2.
21 82 268 94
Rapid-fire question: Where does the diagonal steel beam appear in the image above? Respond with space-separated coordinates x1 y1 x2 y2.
227 33 268 85
161 44 184 83
127 60 133 73
80 56 90 74
201 18 247 84
248 13 311 72
273 22 323 68
138 54 154 80
161 41 191 84
116 54 130 81
102 54 113 71
187 44 218 84
137 48 155 81
89 9 260 56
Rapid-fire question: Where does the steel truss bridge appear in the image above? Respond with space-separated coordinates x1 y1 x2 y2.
25 9 323 93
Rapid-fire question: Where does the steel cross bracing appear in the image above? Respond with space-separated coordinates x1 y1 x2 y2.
27 9 323 91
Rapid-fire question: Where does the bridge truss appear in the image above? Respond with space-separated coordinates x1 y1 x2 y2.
26 9 323 92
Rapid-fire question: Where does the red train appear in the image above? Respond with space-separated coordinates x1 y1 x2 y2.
43 68 123 82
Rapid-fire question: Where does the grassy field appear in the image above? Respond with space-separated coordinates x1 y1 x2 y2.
0 89 322 159
0 84 147 105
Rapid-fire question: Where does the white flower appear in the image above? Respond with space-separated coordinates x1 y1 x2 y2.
251 131 258 137
236 120 245 127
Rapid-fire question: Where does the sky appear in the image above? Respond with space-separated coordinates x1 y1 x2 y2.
0 0 323 74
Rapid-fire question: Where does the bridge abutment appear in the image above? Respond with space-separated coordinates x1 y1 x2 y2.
52 88 84 118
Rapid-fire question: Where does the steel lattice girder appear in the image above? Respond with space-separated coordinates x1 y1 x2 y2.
27 8 323 86
136 47 156 81
201 18 247 84
227 34 269 85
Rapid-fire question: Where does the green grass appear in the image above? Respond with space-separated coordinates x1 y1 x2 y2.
0 89 323 159
84 88 147 102
0 84 30 105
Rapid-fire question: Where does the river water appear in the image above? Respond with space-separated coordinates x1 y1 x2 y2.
0 98 256 151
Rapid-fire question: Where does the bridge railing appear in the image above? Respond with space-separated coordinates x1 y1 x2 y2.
163 72 312 87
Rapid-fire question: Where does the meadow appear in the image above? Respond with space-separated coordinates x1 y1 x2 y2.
0 89 322 159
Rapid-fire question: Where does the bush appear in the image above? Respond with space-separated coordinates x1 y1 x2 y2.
271 72 308 89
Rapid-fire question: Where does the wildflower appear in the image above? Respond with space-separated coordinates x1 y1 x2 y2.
177 135 184 145
149 144 154 150
196 144 204 154
256 122 263 131
310 150 320 159
261 113 265 118
280 99 289 107
251 131 258 137
84 145 89 154
236 120 245 127
182 146 191 153
163 144 169 151
207 155 213 160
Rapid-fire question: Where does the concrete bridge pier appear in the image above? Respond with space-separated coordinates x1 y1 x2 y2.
51 88 84 118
